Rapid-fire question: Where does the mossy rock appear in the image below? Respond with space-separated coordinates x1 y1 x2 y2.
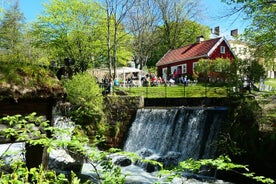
0 62 65 100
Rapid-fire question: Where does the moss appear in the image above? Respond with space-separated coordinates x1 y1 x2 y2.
0 62 65 100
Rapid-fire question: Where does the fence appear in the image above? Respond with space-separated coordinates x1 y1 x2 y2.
112 82 231 98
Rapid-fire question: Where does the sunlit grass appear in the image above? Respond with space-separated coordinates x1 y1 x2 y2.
114 83 229 98
265 78 276 89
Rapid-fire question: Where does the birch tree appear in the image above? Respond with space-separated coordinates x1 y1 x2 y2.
102 0 134 78
126 0 157 69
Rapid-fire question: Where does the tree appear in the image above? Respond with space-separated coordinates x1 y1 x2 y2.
63 72 105 130
152 0 204 49
142 0 210 67
222 0 276 61
195 58 232 82
235 58 266 83
126 0 157 69
31 0 105 72
0 0 25 62
148 20 210 67
101 0 134 78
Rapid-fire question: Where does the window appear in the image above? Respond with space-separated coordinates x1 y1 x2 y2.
220 46 225 54
171 66 177 74
182 64 187 73
162 67 167 78
171 65 186 75
193 62 197 72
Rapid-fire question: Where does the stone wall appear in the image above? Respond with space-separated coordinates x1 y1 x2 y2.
103 96 144 149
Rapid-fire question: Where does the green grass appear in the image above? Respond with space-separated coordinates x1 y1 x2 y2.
265 78 276 89
114 79 276 98
114 83 230 98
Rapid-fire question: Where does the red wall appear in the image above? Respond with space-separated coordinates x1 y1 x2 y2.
209 41 235 60
157 41 235 77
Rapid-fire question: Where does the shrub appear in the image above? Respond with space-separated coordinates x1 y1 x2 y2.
63 72 106 136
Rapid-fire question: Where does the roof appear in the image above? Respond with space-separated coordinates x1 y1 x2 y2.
156 37 229 67
116 67 142 74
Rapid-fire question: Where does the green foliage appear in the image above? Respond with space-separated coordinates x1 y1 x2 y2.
148 20 210 67
195 59 213 77
0 113 126 183
194 58 232 83
0 62 63 96
235 58 266 83
0 1 24 53
63 72 103 119
63 72 106 137
31 0 105 72
161 155 274 184
30 0 133 72
0 160 76 184
223 0 276 61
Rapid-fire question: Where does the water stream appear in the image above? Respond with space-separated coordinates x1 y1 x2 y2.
0 105 230 183
124 107 226 163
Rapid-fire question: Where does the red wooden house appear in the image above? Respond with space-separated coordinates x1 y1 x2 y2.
156 36 235 79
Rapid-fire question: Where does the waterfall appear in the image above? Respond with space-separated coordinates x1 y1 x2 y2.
123 107 227 163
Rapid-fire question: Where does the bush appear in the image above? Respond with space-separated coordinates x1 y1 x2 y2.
63 72 106 138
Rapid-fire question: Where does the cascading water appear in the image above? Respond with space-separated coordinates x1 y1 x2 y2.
123 107 227 166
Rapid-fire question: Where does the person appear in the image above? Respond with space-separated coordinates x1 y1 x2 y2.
242 75 251 93
183 75 188 86
103 76 108 84
151 75 158 86
102 78 113 95
157 76 163 84
114 78 119 86
173 69 177 82
169 77 175 86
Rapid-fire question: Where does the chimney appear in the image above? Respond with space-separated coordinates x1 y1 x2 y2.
231 29 238 37
196 35 204 43
214 26 220 36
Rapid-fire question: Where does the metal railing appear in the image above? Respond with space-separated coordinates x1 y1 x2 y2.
113 82 231 98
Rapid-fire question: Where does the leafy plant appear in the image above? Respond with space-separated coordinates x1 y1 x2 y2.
63 72 107 138
0 113 125 183
160 155 274 184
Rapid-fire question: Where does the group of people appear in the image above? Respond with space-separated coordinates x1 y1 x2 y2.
166 74 189 86
101 72 193 95
141 73 190 87
141 74 163 87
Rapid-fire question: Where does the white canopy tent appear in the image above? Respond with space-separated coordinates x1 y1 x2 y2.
116 67 142 87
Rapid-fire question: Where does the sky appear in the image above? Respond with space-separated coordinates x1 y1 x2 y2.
13 0 250 39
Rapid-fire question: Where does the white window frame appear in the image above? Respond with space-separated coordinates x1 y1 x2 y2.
162 67 167 75
162 67 167 79
171 64 187 74
171 66 178 74
181 64 187 74
220 46 225 54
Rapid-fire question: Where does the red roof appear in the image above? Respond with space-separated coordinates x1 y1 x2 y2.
156 37 224 66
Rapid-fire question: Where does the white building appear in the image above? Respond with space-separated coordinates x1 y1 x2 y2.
229 40 276 79
228 40 252 60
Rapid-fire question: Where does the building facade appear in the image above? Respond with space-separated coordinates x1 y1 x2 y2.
156 36 235 79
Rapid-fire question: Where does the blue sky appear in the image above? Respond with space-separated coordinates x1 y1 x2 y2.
17 0 249 38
